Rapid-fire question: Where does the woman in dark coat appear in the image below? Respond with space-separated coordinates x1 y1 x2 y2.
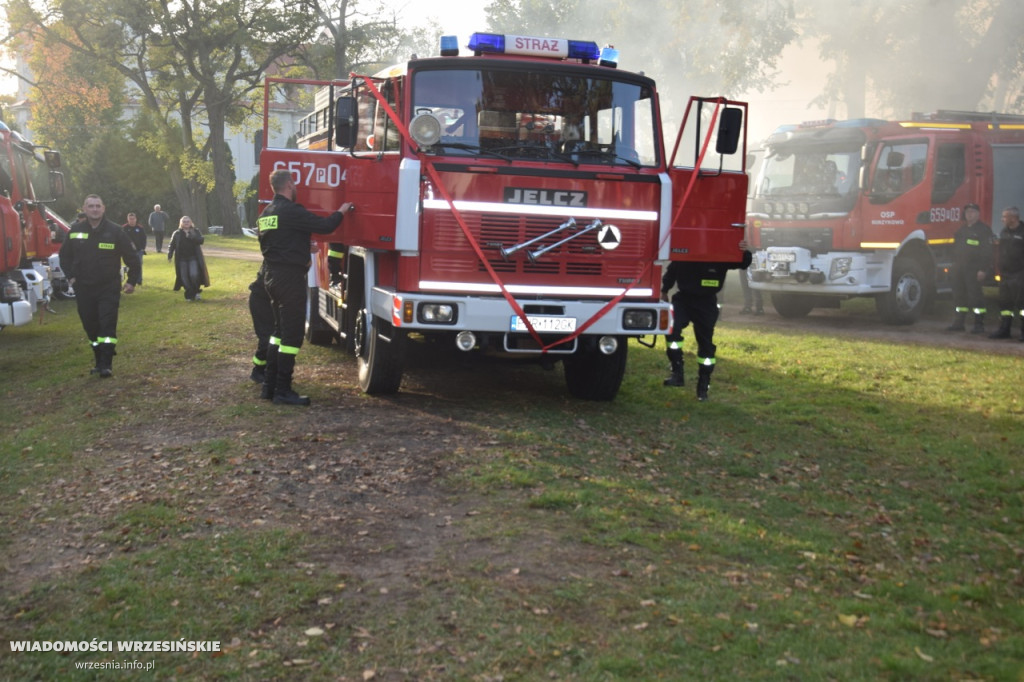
166 216 210 301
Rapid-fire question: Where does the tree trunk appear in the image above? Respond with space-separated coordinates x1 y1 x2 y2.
206 102 242 235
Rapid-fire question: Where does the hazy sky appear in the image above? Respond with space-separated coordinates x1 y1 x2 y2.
2 0 830 141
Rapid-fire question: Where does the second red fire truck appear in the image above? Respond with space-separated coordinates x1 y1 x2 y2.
0 118 71 330
259 32 749 399
747 112 1024 323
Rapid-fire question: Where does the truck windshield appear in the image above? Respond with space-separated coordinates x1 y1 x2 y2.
411 67 658 167
754 146 860 212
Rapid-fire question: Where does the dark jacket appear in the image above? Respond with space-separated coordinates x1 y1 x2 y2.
952 220 994 275
995 225 1024 275
123 223 147 252
661 251 753 297
60 217 141 287
258 194 344 268
167 228 210 289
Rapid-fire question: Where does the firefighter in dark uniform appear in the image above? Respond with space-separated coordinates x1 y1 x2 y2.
988 206 1024 340
257 169 353 406
946 203 994 334
327 242 346 288
661 240 752 401
59 194 141 377
247 263 273 383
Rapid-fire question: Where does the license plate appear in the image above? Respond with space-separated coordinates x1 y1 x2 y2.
510 315 577 333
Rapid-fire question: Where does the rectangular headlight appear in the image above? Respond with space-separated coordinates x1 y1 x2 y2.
622 309 656 330
418 303 457 324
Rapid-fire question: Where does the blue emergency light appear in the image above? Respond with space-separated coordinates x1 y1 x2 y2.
467 32 601 61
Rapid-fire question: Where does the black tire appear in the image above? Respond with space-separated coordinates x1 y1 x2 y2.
876 257 928 325
771 292 816 318
355 312 404 395
305 286 335 346
53 281 75 300
562 339 628 401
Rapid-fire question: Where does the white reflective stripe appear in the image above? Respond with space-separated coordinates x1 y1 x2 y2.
422 199 657 222
419 280 652 297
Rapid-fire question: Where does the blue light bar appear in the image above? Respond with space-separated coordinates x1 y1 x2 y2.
568 40 601 61
468 32 601 61
468 33 504 54
439 34 459 57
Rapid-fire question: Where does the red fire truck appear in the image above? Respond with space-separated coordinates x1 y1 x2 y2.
0 118 71 329
259 32 748 399
747 111 1024 323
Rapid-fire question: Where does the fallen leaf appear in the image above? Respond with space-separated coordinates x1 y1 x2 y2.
914 646 934 662
304 627 324 637
838 614 858 627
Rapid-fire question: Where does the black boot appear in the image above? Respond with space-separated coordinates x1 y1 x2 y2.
970 313 985 334
945 311 966 331
663 347 684 387
988 316 1012 339
250 363 266 384
260 345 279 400
96 343 115 378
272 353 310 406
90 344 102 374
696 364 714 402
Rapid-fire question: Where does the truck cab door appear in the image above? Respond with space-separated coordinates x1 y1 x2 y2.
666 97 748 263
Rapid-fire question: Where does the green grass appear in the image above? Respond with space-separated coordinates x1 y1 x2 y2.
1 251 1021 680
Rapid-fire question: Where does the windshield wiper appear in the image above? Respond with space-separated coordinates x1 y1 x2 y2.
487 144 578 166
431 141 512 162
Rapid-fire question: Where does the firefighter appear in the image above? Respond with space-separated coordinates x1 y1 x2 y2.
59 194 141 377
946 203 994 334
257 169 353 406
661 240 752 401
988 206 1024 340
247 263 273 383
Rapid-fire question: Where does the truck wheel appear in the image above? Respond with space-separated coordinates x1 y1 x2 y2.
562 339 627 401
355 311 404 395
306 286 335 346
53 282 75 300
771 293 815 318
876 257 928 325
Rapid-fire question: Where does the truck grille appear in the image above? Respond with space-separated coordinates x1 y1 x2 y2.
759 227 833 254
426 212 646 280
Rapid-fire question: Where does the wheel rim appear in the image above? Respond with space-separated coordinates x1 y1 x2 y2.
894 274 922 312
354 310 368 359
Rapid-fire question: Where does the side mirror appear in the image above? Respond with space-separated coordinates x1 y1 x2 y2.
49 171 65 199
335 96 356 149
716 107 743 155
44 150 61 169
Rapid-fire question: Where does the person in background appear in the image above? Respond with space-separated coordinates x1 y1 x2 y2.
946 203 993 334
661 240 753 401
148 203 169 253
738 269 763 315
59 194 140 377
248 264 274 383
167 216 210 301
988 206 1024 340
122 212 147 285
257 168 353 406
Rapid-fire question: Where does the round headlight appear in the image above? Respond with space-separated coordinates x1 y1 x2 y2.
409 113 441 147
